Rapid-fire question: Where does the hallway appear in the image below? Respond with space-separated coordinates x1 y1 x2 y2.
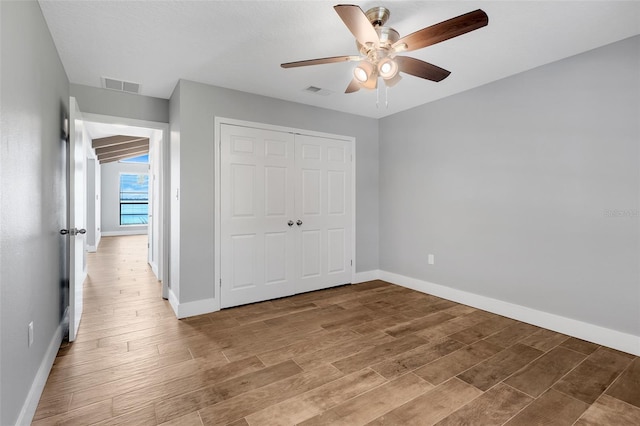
34 235 175 424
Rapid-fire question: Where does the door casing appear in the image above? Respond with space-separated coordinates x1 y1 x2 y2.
82 112 169 297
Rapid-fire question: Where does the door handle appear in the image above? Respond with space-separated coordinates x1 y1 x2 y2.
296 220 303 226
288 220 294 227
60 228 86 236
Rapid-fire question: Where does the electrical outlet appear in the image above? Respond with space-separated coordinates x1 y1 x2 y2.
428 254 435 265
28 321 34 347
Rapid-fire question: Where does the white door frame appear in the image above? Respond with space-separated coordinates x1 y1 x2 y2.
214 117 357 311
82 112 170 298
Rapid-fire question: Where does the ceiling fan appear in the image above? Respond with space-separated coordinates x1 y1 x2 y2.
281 4 488 93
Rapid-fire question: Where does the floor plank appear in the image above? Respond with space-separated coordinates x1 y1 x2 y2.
575 394 640 425
505 388 588 425
553 347 633 404
367 378 482 425
244 368 386 426
434 383 532 425
605 357 640 408
298 373 433 426
504 346 586 397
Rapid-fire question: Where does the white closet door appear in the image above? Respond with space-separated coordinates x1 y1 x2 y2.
220 124 296 308
295 134 352 294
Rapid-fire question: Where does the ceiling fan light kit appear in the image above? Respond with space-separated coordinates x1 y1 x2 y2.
378 57 398 79
281 4 489 96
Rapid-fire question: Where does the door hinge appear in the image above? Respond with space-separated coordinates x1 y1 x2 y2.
350 259 353 266
219 278 222 288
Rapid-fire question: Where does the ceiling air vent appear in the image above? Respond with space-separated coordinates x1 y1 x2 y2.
102 77 140 94
303 86 333 96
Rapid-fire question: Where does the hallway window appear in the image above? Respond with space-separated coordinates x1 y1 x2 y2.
119 173 149 225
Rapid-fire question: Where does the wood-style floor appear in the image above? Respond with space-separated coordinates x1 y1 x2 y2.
34 235 640 425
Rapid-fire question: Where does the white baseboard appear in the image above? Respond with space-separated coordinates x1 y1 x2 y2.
80 268 88 289
168 289 179 317
101 230 147 237
16 324 63 425
150 261 159 280
88 233 102 252
379 270 640 357
168 290 218 319
352 270 381 284
167 269 381 319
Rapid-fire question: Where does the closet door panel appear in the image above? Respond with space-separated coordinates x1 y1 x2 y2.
295 134 352 294
221 124 296 308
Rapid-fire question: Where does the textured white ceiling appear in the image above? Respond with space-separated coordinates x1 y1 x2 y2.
39 1 640 119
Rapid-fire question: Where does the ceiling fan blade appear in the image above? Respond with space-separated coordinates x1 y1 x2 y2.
383 74 402 88
281 55 360 68
345 78 361 93
396 56 451 82
393 9 488 52
334 4 380 46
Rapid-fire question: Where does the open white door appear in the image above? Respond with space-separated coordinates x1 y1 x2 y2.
66 97 87 342
148 133 161 280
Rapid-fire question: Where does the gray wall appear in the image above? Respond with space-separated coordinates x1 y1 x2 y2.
172 80 379 303
70 83 169 123
100 161 149 234
0 1 70 424
379 35 640 336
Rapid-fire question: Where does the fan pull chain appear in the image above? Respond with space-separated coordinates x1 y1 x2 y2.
385 85 389 109
375 84 390 109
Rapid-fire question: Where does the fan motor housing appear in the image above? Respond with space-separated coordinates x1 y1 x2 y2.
357 7 399 54
357 26 399 55
365 6 390 27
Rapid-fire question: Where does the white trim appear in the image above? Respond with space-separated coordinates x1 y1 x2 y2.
80 269 88 290
214 118 222 312
352 270 381 283
168 289 179 317
215 117 354 142
214 117 357 312
101 230 148 237
350 140 357 286
16 324 63 425
169 291 218 319
86 233 101 253
380 270 640 356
